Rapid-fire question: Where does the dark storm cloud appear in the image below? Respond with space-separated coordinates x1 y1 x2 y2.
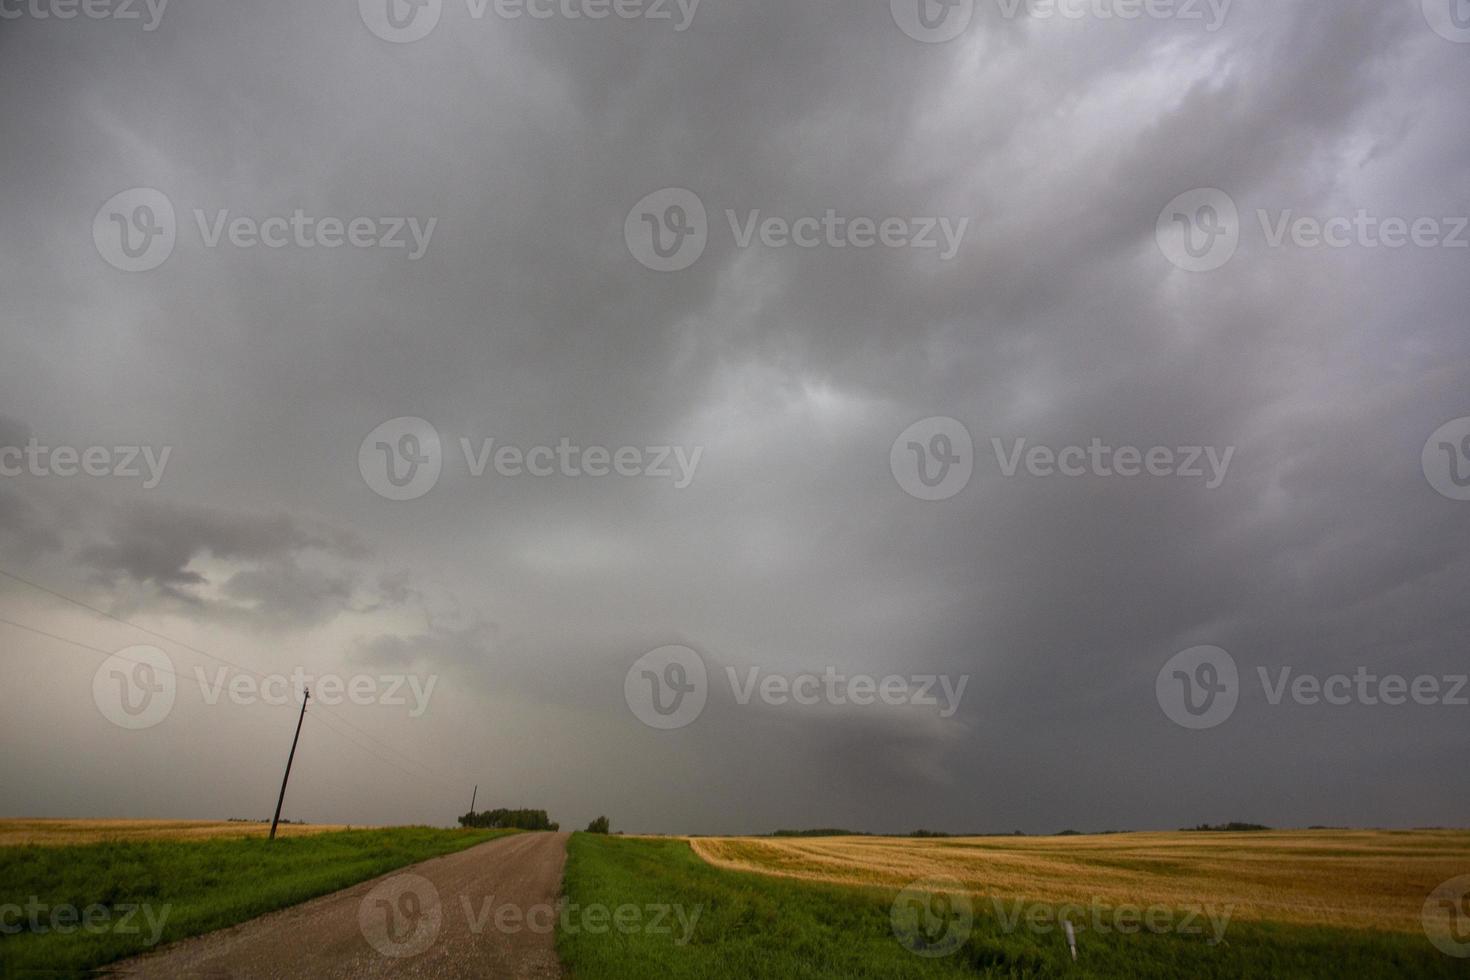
77 500 363 589
42 497 389 631
0 487 63 561
1 0 1467 832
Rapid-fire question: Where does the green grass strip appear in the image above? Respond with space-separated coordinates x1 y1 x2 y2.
557 833 1462 979
0 826 511 977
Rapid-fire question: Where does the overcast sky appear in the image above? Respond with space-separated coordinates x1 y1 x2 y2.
1 0 1467 835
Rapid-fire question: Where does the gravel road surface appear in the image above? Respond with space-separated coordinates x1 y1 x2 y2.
109 831 569 979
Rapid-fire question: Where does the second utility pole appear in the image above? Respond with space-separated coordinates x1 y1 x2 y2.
269 687 310 841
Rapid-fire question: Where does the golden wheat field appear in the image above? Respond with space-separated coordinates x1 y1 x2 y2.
0 818 351 846
689 829 1470 934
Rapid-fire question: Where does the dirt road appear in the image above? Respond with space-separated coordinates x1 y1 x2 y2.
110 831 570 979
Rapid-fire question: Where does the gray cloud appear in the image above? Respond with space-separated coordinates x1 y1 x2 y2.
1 0 1467 833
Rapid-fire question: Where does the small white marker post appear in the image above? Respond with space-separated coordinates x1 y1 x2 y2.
1064 920 1078 961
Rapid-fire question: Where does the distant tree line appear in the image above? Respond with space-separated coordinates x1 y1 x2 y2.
1183 822 1271 832
459 808 559 831
768 824 1281 837
769 828 1138 838
585 816 610 834
771 829 968 838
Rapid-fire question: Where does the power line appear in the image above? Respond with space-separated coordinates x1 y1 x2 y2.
0 613 192 682
307 710 456 790
0 568 272 682
304 710 461 794
0 567 475 793
309 700 467 789
2 606 471 809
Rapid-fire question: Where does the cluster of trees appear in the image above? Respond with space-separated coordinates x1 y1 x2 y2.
585 816 610 834
1184 822 1271 832
459 808 559 831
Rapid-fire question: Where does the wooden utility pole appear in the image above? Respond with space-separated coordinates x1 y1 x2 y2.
469 784 477 817
269 688 310 841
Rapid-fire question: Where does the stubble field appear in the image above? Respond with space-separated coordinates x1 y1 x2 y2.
0 818 351 846
689 828 1470 933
